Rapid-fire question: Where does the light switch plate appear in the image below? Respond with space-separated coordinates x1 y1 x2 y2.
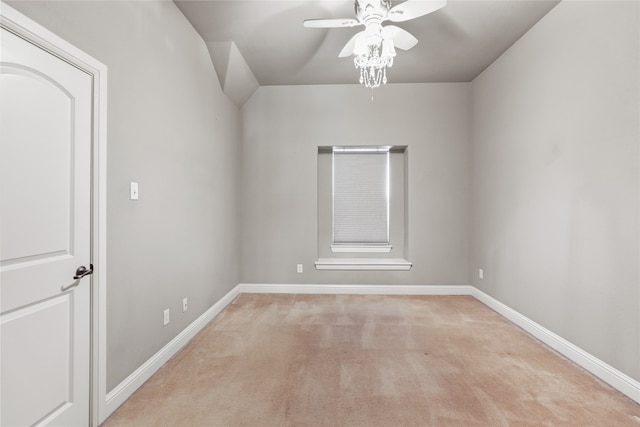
130 182 139 200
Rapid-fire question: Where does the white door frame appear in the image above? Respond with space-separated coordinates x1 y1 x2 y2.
0 4 108 426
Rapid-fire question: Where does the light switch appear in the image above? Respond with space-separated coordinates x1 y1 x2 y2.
130 182 139 200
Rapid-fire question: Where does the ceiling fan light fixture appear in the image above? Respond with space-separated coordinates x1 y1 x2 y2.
353 35 369 56
381 38 396 58
354 42 393 89
304 0 447 91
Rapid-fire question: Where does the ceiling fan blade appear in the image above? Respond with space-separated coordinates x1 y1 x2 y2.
339 31 366 57
387 0 447 23
303 18 361 28
381 25 418 50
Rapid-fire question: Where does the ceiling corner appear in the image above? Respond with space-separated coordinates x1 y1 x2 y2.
206 41 259 108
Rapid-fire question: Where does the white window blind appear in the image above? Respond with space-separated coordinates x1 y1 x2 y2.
332 149 389 244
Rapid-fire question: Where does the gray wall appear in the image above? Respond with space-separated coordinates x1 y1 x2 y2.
9 0 638 398
8 1 241 391
471 1 639 380
240 84 471 286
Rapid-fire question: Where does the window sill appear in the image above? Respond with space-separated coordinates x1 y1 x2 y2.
330 245 392 253
315 258 412 271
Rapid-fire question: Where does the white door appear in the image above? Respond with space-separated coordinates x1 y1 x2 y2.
0 25 92 426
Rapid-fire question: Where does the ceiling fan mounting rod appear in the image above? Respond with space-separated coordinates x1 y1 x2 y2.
357 0 388 27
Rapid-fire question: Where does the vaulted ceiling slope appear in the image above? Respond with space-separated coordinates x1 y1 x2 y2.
175 0 559 103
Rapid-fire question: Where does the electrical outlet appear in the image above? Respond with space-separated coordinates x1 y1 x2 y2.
183 297 188 313
479 268 484 279
297 264 303 273
163 308 170 326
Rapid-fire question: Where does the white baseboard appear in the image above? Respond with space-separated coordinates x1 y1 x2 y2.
103 285 241 421
237 283 473 295
104 283 639 422
471 287 640 404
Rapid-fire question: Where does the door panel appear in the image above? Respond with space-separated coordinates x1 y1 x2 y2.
1 70 72 263
1 295 72 425
0 26 92 426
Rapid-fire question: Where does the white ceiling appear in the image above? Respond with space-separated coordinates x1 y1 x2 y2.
175 0 559 86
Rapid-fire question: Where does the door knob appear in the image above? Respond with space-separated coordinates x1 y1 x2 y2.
74 264 93 280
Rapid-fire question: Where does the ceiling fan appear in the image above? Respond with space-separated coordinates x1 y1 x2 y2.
303 0 447 88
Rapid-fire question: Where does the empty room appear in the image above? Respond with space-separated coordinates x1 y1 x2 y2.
0 0 638 425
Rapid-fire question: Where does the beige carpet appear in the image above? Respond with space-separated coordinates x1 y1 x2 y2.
103 294 640 426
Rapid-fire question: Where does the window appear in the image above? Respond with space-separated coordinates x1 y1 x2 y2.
316 145 411 270
332 147 390 251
